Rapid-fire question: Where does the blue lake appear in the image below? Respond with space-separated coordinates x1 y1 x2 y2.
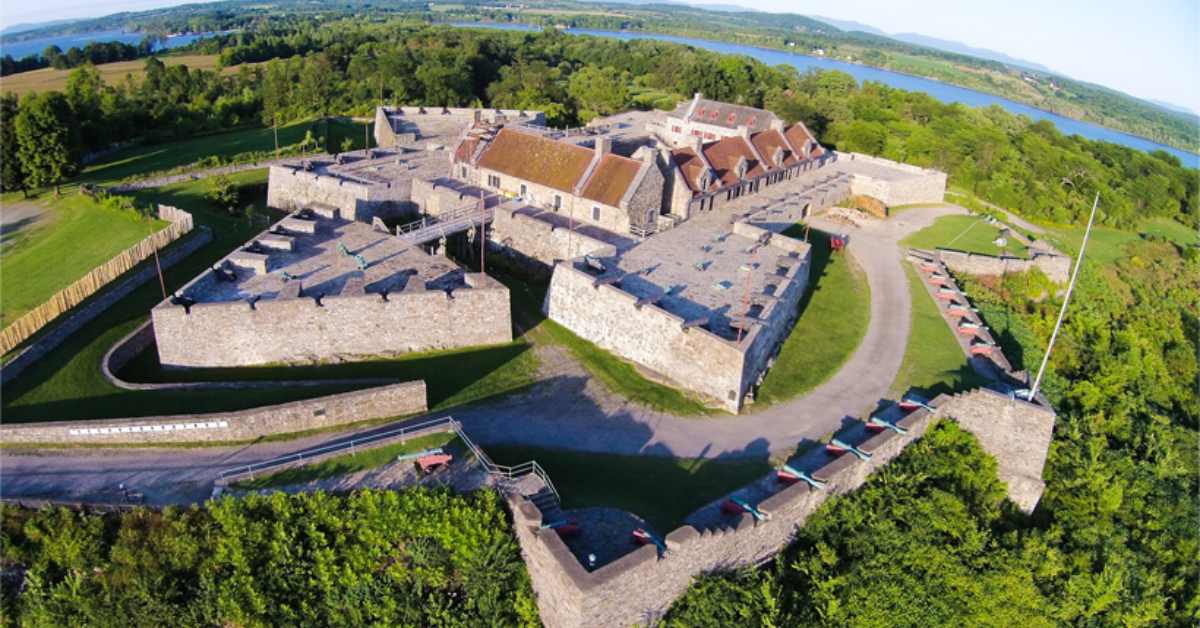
454 22 1199 166
1 30 216 60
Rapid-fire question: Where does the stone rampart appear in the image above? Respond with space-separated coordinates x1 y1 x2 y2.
513 404 939 627
492 207 617 268
512 388 1055 626
544 227 810 412
374 106 545 147
0 381 427 445
935 388 1055 512
152 273 512 368
842 152 947 206
937 248 1070 283
267 164 412 222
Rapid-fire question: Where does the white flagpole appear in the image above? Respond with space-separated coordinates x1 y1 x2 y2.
1028 191 1099 401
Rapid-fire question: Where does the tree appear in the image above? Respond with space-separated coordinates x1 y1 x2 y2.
567 66 627 122
207 174 239 212
340 137 354 154
0 93 27 196
14 92 78 194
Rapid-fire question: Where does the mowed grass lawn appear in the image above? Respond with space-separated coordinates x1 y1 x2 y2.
486 444 771 533
889 265 987 398
0 54 236 97
0 193 164 327
80 117 374 185
754 228 870 407
902 214 1030 258
233 432 459 489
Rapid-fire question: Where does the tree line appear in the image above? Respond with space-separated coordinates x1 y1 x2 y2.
0 39 159 77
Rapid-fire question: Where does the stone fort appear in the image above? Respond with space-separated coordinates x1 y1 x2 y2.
152 97 946 410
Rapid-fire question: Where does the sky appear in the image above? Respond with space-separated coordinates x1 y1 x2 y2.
2 0 1198 113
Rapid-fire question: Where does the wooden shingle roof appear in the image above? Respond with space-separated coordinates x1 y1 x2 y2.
580 154 642 207
475 128 594 194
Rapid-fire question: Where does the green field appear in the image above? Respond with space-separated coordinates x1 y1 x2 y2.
78 117 374 186
487 445 771 533
233 432 459 489
755 228 871 407
902 214 1031 258
890 265 987 398
1139 216 1199 247
0 193 165 327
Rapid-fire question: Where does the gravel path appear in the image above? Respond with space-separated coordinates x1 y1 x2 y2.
0 205 967 505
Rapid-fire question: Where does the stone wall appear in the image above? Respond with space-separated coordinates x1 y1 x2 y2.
512 388 1055 626
0 381 427 445
544 227 810 412
152 273 512 368
936 388 1056 512
937 248 1071 283
512 404 939 627
410 178 480 217
842 152 947 206
491 207 617 268
267 165 412 222
374 106 544 147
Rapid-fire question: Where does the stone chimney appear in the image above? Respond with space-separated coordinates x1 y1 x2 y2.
769 118 785 132
595 136 611 156
685 92 703 118
633 145 656 163
737 124 752 139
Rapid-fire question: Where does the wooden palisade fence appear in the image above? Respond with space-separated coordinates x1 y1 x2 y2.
0 205 194 355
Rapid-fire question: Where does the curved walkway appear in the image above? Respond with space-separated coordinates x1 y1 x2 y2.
1 205 967 505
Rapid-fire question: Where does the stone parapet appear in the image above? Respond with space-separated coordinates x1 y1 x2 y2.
937 248 1071 283
0 381 428 445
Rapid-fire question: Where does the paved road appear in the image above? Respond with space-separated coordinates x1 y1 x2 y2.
1 204 966 505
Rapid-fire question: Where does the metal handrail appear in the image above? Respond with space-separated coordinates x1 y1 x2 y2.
216 416 460 481
214 415 562 508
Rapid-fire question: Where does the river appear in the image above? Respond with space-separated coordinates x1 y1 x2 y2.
1 30 218 60
453 22 1199 166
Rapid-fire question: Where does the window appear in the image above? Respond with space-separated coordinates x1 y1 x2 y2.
553 194 562 210
487 174 500 188
727 113 737 124
697 107 706 117
748 115 757 126
460 166 467 178
519 183 528 198
704 132 715 140
672 125 682 133
592 206 600 221
709 110 719 120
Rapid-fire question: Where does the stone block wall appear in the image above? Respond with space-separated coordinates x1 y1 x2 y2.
491 207 617 268
842 152 947 206
0 381 427 445
544 227 810 412
152 273 512 368
411 178 480 217
937 249 1071 283
512 404 939 627
512 387 1055 626
267 165 411 222
935 388 1056 512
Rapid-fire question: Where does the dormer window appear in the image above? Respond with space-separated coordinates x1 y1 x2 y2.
709 110 719 120
748 115 757 127
697 107 707 117
727 113 737 125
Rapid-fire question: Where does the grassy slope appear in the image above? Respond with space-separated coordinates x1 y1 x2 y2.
0 55 234 97
0 194 165 327
487 444 771 533
233 432 458 489
78 118 373 186
890 265 987 398
902 214 1031 258
755 228 870 407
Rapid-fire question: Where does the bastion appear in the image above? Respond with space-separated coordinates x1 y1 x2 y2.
151 207 512 368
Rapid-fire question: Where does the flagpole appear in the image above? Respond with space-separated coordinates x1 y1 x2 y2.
1028 192 1099 401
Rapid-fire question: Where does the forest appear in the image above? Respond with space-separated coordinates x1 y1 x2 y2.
0 18 1196 626
0 489 540 625
1 21 1196 232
